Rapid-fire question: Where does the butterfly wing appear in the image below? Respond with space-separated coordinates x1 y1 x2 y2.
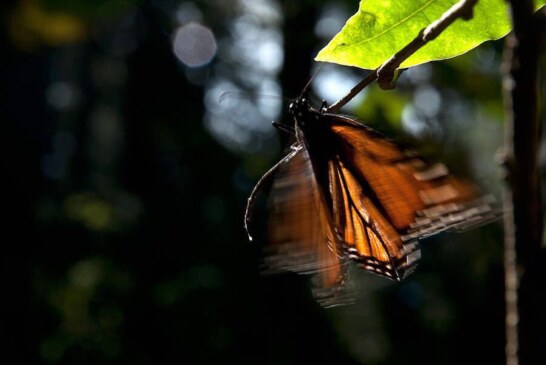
323 113 494 279
254 102 495 301
265 144 351 305
328 155 420 280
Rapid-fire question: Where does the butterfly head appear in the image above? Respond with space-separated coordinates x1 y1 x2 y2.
289 98 321 129
288 97 309 116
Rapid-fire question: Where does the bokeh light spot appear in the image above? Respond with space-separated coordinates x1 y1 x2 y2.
315 4 348 39
414 86 441 117
313 67 365 109
64 193 114 231
46 81 80 110
70 259 104 289
176 2 203 25
173 22 217 67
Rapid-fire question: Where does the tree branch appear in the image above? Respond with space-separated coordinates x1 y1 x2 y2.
502 1 545 365
328 0 477 113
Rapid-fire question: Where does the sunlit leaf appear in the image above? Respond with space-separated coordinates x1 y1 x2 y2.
316 0 546 69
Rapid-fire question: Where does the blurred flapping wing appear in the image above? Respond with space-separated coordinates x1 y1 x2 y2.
266 145 351 305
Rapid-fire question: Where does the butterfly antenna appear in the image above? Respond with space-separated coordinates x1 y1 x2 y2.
299 63 325 99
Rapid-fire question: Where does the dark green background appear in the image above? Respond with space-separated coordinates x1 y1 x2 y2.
0 0 525 364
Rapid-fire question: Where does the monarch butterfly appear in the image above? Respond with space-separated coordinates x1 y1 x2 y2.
244 84 496 306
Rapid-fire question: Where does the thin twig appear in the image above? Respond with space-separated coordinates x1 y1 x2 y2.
328 0 477 113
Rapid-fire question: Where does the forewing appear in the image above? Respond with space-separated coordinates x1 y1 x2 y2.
327 114 494 238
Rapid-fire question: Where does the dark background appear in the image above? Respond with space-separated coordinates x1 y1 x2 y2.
0 0 533 364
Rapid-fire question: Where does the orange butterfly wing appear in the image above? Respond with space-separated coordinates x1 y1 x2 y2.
325 114 494 279
328 156 420 280
251 104 495 304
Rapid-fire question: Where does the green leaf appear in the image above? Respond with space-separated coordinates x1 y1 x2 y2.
316 0 546 69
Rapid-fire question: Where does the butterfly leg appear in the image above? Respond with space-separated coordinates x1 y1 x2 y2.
272 121 295 136
320 100 328 113
244 144 302 241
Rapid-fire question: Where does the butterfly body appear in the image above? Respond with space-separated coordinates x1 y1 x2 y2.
246 96 495 306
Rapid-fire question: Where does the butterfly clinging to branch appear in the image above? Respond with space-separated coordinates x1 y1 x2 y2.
244 77 496 306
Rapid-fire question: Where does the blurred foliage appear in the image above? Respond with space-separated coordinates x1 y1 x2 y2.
1 0 542 365
8 0 88 49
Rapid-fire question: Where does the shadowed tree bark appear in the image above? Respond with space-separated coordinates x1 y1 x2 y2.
502 2 546 365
